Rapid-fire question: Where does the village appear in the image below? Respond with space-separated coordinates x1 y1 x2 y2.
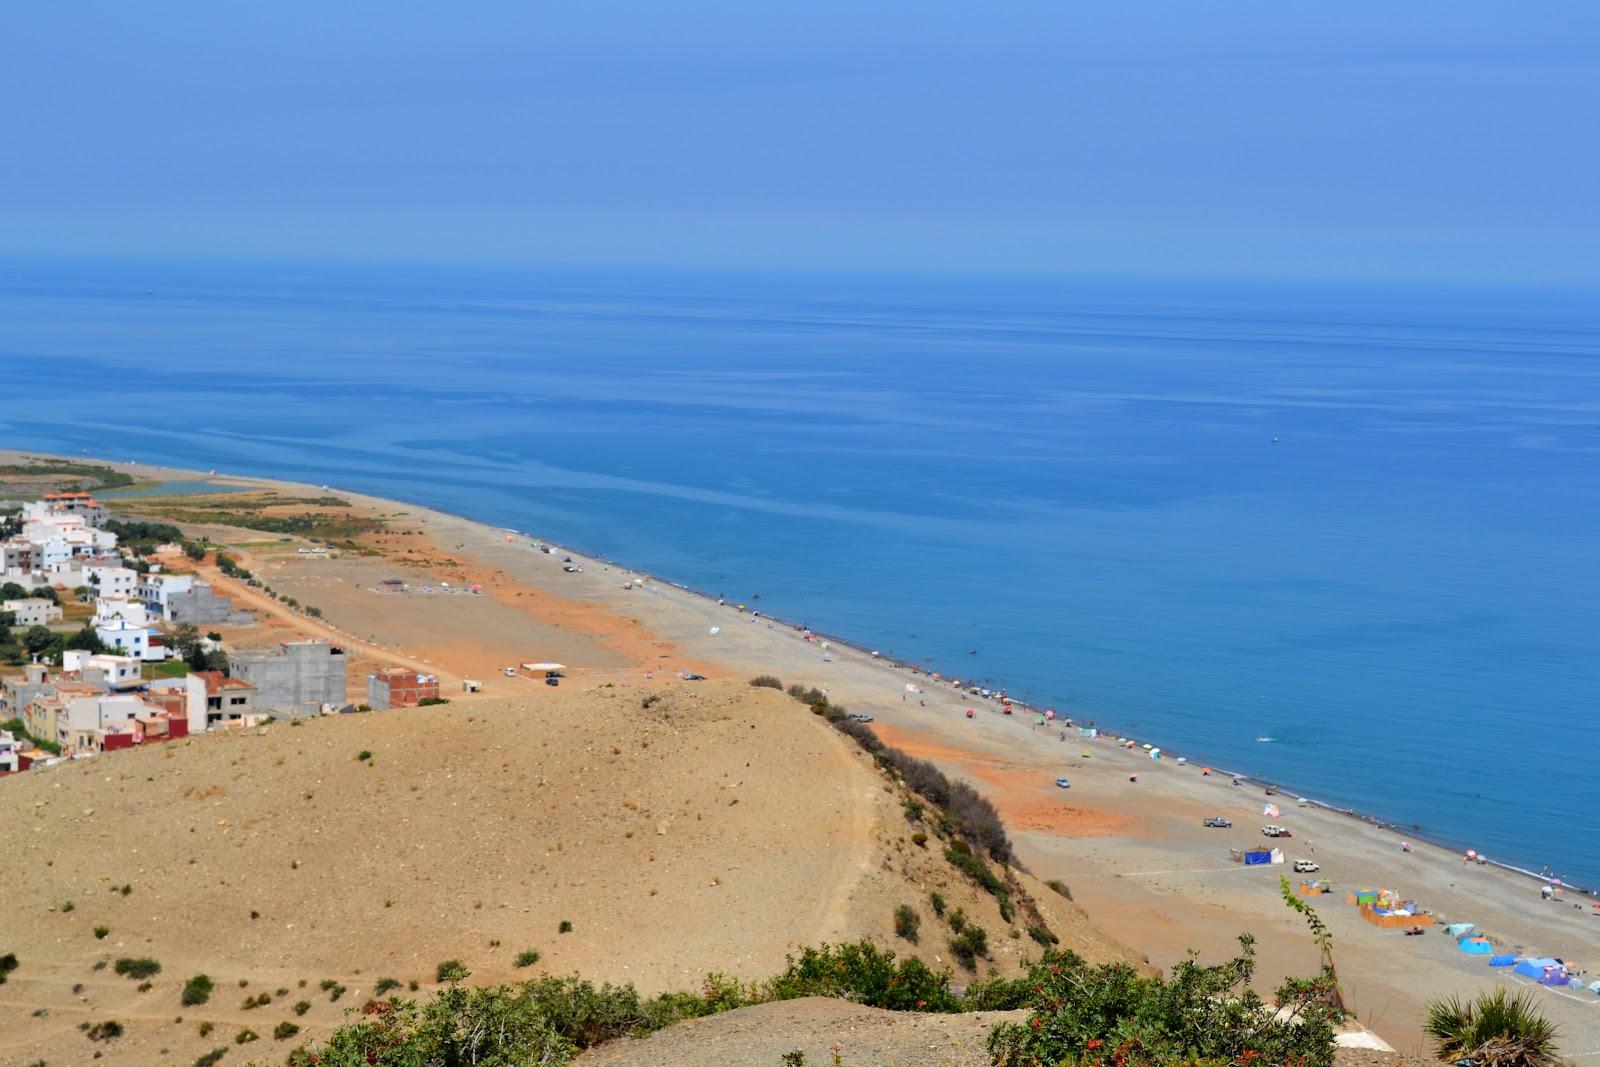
0 491 443 772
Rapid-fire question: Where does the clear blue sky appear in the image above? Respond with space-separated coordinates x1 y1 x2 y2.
4 2 1597 283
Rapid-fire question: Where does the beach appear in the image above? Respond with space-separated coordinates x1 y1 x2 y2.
6 450 1600 1059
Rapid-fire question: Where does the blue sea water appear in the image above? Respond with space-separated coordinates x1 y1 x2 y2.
2 257 1597 884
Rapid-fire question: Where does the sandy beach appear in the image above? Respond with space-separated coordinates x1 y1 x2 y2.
7 450 1599 1061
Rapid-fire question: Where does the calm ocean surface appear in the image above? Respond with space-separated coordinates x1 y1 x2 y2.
3 258 1597 884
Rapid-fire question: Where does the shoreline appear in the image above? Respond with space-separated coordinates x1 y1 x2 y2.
13 448 1600 1057
14 449 1590 894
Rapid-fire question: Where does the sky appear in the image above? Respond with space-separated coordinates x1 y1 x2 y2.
3 2 1598 284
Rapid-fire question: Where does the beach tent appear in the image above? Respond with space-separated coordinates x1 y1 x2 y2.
1243 849 1275 866
1352 889 1381 907
1588 980 1600 995
1489 955 1518 967
1445 922 1475 938
1513 958 1563 980
1459 938 1494 955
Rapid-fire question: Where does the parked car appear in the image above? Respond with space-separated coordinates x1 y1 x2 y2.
1203 817 1233 828
680 671 706 681
1293 859 1320 873
544 675 560 687
1054 777 1071 789
502 666 518 677
562 564 582 573
1262 825 1293 838
847 713 874 723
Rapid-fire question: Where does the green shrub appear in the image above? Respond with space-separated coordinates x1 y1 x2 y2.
287 982 576 1066
987 939 1342 1067
93 925 110 939
273 1021 300 1040
86 1019 124 1041
766 941 961 1012
194 1047 227 1066
1424 988 1559 1067
356 750 372 761
1045 878 1072 901
558 920 573 934
949 925 988 970
374 977 401 995
182 974 214 1006
435 959 469 983
235 1028 258 1044
197 1021 214 1037
292 1000 310 1016
943 841 1013 921
893 904 920 944
749 675 783 689
514 949 541 968
1027 925 1058 947
61 901 75 912
417 696 450 706
113 957 161 980
910 831 928 847
929 892 945 918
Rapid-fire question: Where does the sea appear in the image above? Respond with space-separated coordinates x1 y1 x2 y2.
3 257 1596 886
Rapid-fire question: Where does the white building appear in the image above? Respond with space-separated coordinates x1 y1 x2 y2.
94 618 165 662
62 650 144 689
3 598 63 627
0 729 19 773
58 693 151 752
82 563 138 599
138 573 195 620
94 596 151 627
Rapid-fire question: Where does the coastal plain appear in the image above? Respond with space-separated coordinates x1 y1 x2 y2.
2 453 1597 1063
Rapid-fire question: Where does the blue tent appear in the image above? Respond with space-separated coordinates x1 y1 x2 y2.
1489 954 1518 967
1459 938 1494 955
1514 958 1563 980
1243 849 1274 866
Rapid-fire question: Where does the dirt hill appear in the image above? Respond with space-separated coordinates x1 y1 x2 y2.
0 681 1132 1065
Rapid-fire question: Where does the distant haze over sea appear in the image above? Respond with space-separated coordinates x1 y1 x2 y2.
4 257 1597 885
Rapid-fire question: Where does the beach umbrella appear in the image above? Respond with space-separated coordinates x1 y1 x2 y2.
1202 766 1212 775
1045 709 1055 720
1263 803 1280 818
1150 748 1161 759
905 682 919 693
965 708 975 719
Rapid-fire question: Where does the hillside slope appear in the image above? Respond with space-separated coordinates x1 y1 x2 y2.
0 682 1132 1064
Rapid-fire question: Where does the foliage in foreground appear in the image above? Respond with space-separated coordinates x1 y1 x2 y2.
291 932 1346 1067
1424 987 1559 1067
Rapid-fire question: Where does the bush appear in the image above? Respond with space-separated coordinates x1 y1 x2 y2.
374 977 402 994
235 1028 258 1044
182 974 215 1006
293 999 310 1015
356 750 372 761
910 831 928 847
417 696 450 706
93 925 110 939
113 957 161 980
1027 925 1058 947
987 939 1342 1067
194 1048 227 1066
749 675 783 689
1424 988 1559 1067
893 904 920 944
273 1021 300 1040
514 949 542 968
436 959 469 983
86 1019 124 1041
558 920 573 934
767 941 961 1012
929 892 945 918
949 925 989 970
289 982 577 1066
198 1021 214 1036
1045 878 1072 901
944 841 1014 921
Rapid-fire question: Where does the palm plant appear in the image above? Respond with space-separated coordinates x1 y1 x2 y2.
1424 988 1559 1067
